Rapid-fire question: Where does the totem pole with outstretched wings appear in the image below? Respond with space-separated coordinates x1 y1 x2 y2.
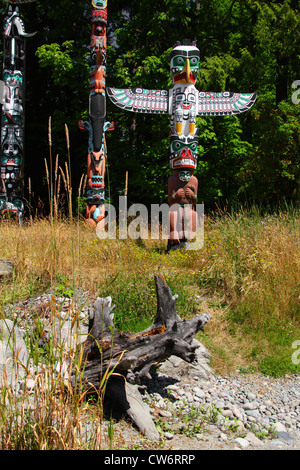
107 40 257 248
0 0 36 224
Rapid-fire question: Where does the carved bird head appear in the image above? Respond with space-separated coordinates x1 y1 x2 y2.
170 40 200 85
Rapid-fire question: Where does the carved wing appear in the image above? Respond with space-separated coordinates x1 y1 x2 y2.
198 92 257 116
107 87 169 114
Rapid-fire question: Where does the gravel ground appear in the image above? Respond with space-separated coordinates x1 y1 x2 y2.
107 368 300 451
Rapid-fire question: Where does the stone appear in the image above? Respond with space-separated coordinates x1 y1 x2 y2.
0 259 14 278
277 431 294 443
193 387 205 399
221 409 233 418
263 399 273 407
235 420 246 435
235 437 250 448
0 318 28 387
159 410 172 418
273 422 287 433
246 409 260 418
245 432 264 446
24 378 36 392
232 405 244 420
159 339 213 381
242 402 257 410
247 392 256 401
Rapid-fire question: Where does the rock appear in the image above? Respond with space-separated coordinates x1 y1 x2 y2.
164 432 174 440
247 392 256 401
273 422 287 433
235 420 246 435
23 378 36 392
221 409 233 418
263 399 273 407
0 259 14 278
159 410 172 418
158 339 213 381
277 431 294 443
0 318 28 388
245 432 263 446
242 402 257 410
193 386 205 399
51 318 88 352
245 409 260 419
235 437 250 448
232 405 244 420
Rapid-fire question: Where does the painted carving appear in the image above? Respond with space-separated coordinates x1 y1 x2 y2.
0 1 36 223
79 0 114 228
107 39 257 248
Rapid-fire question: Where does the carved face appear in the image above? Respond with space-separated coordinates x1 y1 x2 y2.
92 0 107 8
174 86 197 114
170 135 198 170
170 45 200 85
179 170 192 182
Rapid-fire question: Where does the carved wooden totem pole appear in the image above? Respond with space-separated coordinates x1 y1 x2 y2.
107 39 257 248
0 0 36 223
79 0 114 229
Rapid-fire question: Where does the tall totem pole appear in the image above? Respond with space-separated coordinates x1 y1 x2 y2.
79 0 114 229
107 40 257 249
0 0 36 223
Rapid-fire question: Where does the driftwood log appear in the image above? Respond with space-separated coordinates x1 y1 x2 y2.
73 274 210 390
70 273 210 440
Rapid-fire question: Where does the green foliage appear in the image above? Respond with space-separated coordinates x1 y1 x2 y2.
2 0 298 210
36 42 75 87
55 274 74 298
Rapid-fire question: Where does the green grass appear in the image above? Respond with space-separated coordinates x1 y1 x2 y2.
0 204 299 377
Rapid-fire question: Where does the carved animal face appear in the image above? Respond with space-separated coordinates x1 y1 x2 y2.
170 45 200 85
170 135 198 170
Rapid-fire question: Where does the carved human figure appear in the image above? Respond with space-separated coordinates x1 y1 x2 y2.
168 169 198 246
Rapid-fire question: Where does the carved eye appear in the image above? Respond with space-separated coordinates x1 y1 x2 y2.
171 141 182 152
175 93 185 102
190 57 198 66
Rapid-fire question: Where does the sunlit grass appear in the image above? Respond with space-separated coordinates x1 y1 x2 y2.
1 204 299 377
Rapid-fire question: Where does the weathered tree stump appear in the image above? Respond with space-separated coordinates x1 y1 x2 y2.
71 273 210 440
73 273 210 389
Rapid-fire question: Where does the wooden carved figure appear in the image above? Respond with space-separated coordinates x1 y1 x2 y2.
0 0 36 223
107 38 257 248
79 0 114 229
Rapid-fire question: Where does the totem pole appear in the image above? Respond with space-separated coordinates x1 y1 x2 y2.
79 0 114 229
0 0 36 223
107 39 257 248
